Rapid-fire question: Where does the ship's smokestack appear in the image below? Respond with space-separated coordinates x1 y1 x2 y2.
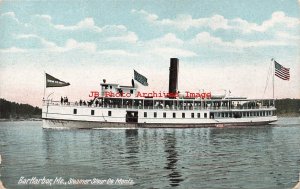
168 58 179 98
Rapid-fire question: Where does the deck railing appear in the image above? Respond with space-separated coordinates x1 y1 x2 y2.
43 100 275 111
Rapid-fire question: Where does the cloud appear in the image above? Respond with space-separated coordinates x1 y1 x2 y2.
44 38 97 52
275 31 300 41
132 9 230 31
97 49 137 56
30 14 102 33
15 34 57 48
13 34 97 52
31 14 137 41
149 47 197 58
0 11 20 23
231 11 300 33
146 33 184 47
30 14 132 35
132 9 299 33
0 47 27 53
63 39 97 52
137 33 196 58
106 31 138 43
192 32 291 50
54 17 102 32
131 9 158 22
1 10 299 58
0 12 140 53
208 15 230 30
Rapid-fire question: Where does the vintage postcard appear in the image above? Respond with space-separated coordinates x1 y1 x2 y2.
0 0 300 188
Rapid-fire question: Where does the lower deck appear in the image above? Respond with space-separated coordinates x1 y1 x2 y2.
43 118 277 129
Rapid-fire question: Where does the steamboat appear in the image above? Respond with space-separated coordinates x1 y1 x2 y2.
42 58 277 129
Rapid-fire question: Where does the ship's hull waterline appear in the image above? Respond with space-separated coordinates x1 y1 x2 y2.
42 117 277 129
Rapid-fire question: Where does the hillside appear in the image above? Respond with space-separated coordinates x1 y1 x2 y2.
275 98 300 116
0 98 42 119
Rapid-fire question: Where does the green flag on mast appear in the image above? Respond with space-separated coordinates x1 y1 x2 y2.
46 73 70 87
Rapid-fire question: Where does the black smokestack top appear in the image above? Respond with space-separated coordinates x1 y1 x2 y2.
169 58 179 97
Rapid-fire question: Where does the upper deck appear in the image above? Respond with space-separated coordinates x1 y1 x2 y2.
43 97 276 112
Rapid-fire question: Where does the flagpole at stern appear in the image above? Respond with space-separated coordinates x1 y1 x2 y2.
271 59 275 108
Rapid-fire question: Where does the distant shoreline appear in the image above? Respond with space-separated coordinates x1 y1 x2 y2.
277 113 300 117
0 118 42 122
1 98 299 122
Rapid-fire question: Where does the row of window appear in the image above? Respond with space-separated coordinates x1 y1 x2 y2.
215 111 273 118
73 109 112 116
73 109 273 118
144 112 208 118
73 109 208 118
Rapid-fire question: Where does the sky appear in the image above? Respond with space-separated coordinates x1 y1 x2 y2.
0 0 299 107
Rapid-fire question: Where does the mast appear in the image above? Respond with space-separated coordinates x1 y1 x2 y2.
272 59 274 99
43 71 46 99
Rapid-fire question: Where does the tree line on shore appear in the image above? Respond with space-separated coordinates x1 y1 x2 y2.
0 98 299 119
275 99 300 116
0 98 41 119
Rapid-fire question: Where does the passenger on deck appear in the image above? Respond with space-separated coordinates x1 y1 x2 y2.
159 103 163 109
88 100 93 107
79 100 82 106
61 97 63 104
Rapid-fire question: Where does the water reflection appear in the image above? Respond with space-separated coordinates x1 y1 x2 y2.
43 130 79 163
125 129 139 168
125 129 139 155
163 131 184 187
208 126 274 146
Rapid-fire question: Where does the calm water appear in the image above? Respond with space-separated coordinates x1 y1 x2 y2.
0 118 300 189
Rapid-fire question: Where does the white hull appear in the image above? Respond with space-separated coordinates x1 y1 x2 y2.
42 119 137 129
42 117 277 129
42 104 277 129
43 118 277 129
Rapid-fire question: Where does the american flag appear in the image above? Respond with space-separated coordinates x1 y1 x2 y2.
274 61 290 80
